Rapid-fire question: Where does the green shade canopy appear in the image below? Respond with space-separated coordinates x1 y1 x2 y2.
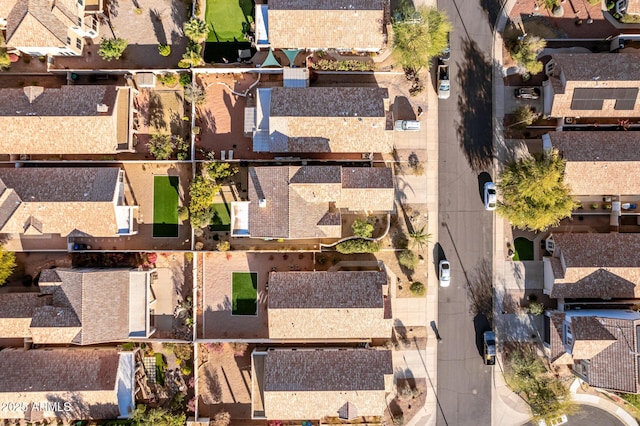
282 49 302 67
261 48 282 68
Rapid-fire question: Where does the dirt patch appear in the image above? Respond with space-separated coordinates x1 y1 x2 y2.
384 378 428 426
393 326 428 350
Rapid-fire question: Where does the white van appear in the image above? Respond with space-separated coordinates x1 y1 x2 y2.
395 120 421 131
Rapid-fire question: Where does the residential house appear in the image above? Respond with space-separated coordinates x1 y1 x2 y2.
230 165 394 239
0 267 156 345
546 309 640 393
543 54 640 119
267 270 392 340
255 0 388 52
249 87 392 153
0 167 138 250
2 0 103 56
251 348 393 420
0 347 145 421
543 233 640 300
0 85 136 155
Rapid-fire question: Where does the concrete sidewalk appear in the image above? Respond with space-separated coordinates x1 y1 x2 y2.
569 379 638 426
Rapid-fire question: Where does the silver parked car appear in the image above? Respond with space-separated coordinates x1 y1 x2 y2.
439 260 451 287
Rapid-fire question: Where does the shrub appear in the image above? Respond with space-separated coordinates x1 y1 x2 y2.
310 59 375 71
336 239 380 254
528 301 545 315
183 18 208 43
98 37 128 61
512 105 540 129
508 35 546 75
157 72 178 86
216 241 230 252
352 218 374 238
147 133 174 160
178 206 189 221
121 342 135 351
213 411 231 426
190 207 215 229
158 44 171 57
173 343 192 361
184 83 206 105
185 252 193 262
180 364 193 376
399 250 419 270
179 73 192 87
410 281 426 296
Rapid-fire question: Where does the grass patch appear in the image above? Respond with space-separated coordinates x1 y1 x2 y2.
210 203 231 231
513 237 534 261
232 272 257 315
153 176 179 237
155 353 167 386
205 0 254 42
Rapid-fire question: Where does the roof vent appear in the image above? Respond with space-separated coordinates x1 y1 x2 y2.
96 103 108 112
259 199 267 208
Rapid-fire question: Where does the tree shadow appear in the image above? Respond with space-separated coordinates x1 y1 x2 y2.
150 9 168 46
456 39 494 173
148 92 167 131
465 258 494 324
480 0 503 31
239 0 254 22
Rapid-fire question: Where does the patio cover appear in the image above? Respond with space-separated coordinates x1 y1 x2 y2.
261 49 282 68
282 49 301 67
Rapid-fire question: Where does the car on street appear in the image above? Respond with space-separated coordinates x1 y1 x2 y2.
483 331 496 365
438 64 450 100
483 181 497 211
514 87 541 100
439 260 451 287
538 415 568 426
394 120 421 131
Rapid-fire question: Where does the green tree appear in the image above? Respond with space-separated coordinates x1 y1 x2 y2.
509 35 546 75
336 239 380 254
147 134 175 160
398 250 418 270
189 175 220 214
178 42 205 68
392 6 452 72
352 218 374 238
512 105 540 129
204 162 238 182
98 37 129 61
409 226 431 251
497 149 578 232
130 405 186 426
183 18 209 43
0 246 16 285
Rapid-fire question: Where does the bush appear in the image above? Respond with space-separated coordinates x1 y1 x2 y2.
310 59 375 71
528 301 544 315
336 239 380 254
621 13 640 23
173 343 192 361
121 342 135 351
352 218 374 238
508 35 546 75
190 207 215 229
157 72 179 86
410 281 426 296
180 364 193 376
179 73 192 87
184 82 206 105
216 241 230 252
147 133 175 160
399 250 419 270
98 37 128 61
178 206 189 221
512 105 540 129
213 411 231 426
158 44 171 57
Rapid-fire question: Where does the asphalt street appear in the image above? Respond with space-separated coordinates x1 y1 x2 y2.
436 0 500 425
524 404 625 426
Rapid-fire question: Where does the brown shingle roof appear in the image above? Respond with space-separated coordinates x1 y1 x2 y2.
268 87 392 153
267 271 391 339
570 316 616 359
550 233 640 299
262 349 392 419
551 131 640 195
0 167 124 238
0 293 46 338
547 54 640 118
268 0 386 50
5 0 71 47
0 85 130 154
549 312 566 362
0 347 123 420
248 166 394 238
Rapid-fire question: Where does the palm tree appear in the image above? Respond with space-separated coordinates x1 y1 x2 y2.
409 226 431 251
183 18 208 43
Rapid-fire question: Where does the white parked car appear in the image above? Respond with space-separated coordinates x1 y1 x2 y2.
439 260 451 287
483 182 497 211
394 120 421 131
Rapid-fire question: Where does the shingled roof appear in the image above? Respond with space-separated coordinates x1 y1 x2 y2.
551 131 640 195
268 271 391 339
262 349 392 420
248 166 394 239
5 0 72 48
0 167 127 238
0 348 126 420
267 0 386 51
266 87 392 153
548 233 640 299
0 293 46 338
0 85 132 154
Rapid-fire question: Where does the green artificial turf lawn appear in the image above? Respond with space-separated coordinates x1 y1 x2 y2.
232 272 258 315
513 237 534 261
153 176 179 237
210 203 231 231
205 0 253 42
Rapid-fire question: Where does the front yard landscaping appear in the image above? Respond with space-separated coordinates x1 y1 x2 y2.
513 237 534 261
205 0 253 42
231 272 257 315
153 175 180 237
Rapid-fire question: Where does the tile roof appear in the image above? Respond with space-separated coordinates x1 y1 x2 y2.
267 271 391 339
547 54 640 118
248 166 394 238
0 167 126 238
0 85 131 154
267 87 392 153
268 0 386 50
29 268 132 345
550 233 640 299
5 0 72 47
570 316 616 359
0 347 123 420
262 349 392 419
549 312 566 362
551 131 640 195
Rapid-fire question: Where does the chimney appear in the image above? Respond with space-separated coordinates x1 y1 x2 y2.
259 199 267 208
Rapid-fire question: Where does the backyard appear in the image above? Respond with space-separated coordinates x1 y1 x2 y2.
232 272 258 316
205 0 254 42
210 203 231 231
153 176 180 238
